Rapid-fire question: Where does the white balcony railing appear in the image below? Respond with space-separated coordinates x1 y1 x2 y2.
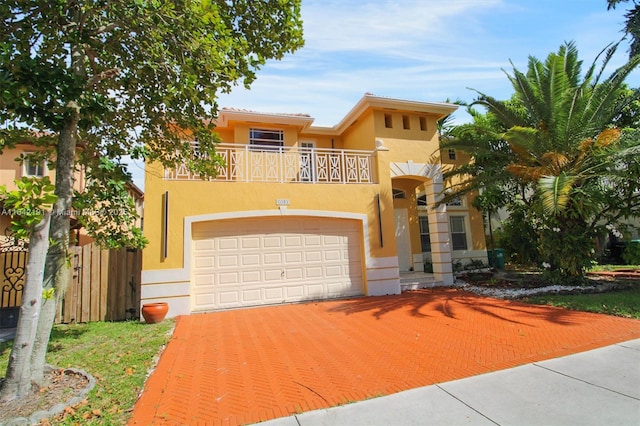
165 143 377 184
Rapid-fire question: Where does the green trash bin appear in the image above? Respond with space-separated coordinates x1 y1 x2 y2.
487 248 506 269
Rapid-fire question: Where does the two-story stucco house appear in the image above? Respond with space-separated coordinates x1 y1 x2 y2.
141 94 488 317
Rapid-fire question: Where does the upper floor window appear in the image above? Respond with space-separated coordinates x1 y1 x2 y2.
402 115 410 130
417 194 427 208
392 188 406 199
419 116 427 131
448 149 456 160
23 155 46 177
446 197 463 207
250 128 284 151
384 113 393 128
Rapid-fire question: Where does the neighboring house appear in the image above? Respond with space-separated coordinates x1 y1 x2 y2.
142 94 488 317
0 141 144 243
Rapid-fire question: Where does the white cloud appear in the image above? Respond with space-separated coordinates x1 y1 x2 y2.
301 0 504 54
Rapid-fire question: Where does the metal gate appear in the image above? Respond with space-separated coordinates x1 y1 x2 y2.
1 228 27 328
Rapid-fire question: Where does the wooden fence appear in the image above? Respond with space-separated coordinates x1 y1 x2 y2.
57 243 142 324
1 242 141 327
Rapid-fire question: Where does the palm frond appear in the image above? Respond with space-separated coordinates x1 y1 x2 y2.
584 54 640 128
471 93 524 128
595 127 622 148
506 164 547 181
540 152 570 174
539 173 576 215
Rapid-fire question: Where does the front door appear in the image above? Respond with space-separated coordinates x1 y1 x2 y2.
394 208 412 272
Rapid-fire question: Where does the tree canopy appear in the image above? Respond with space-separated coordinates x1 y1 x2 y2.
442 41 640 278
0 0 304 401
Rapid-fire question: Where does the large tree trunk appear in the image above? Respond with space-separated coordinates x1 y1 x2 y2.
30 108 78 385
0 212 51 401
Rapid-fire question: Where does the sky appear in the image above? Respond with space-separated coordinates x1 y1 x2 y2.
129 0 640 188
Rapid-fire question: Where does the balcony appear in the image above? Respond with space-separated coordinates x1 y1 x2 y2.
165 143 378 184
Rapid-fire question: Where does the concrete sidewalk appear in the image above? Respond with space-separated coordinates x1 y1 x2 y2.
258 339 640 426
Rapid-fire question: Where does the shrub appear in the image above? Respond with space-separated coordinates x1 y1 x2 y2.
495 204 541 265
622 241 640 265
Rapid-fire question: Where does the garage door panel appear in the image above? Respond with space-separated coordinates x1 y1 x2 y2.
284 252 302 263
305 251 322 262
218 238 239 250
327 282 347 295
242 289 262 302
324 249 342 261
304 235 321 246
191 217 364 311
284 235 303 247
264 253 282 264
194 294 215 306
264 269 284 281
264 287 284 300
241 237 260 249
218 255 238 267
285 268 303 279
263 236 282 248
219 291 240 304
241 271 261 283
286 286 304 298
242 254 260 266
194 240 215 250
306 266 323 278
325 265 342 277
307 284 324 297
219 272 240 285
194 274 214 286
194 256 214 268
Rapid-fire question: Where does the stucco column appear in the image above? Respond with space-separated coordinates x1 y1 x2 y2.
424 170 454 285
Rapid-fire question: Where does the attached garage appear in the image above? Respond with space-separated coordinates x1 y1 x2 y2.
191 216 364 311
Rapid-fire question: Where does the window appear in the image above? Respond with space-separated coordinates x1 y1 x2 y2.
419 216 431 252
402 115 410 130
250 128 284 150
384 113 393 128
417 194 427 208
392 188 406 199
23 156 46 177
419 116 427 131
449 216 468 250
446 197 463 207
448 149 456 160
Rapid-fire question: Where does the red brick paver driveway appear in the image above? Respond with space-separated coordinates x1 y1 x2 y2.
129 289 640 425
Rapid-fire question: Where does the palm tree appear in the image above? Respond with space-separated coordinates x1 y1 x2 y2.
607 0 640 57
448 41 640 278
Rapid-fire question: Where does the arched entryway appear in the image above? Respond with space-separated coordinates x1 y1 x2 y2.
390 161 453 285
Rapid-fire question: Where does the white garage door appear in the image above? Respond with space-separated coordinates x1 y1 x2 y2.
191 217 364 310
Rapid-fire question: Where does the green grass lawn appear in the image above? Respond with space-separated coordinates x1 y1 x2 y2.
524 285 640 319
588 264 640 272
0 320 173 425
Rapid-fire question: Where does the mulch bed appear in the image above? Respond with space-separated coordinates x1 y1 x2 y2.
0 368 90 423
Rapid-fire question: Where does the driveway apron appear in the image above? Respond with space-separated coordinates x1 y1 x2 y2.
128 288 640 425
